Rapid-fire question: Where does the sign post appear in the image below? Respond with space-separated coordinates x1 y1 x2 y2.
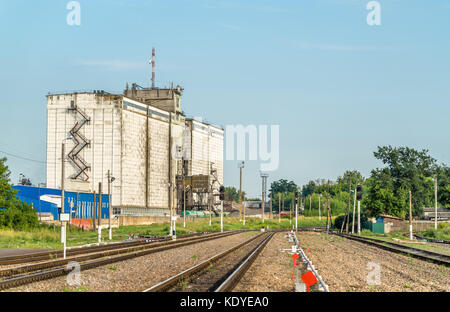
60 213 70 259
171 216 177 240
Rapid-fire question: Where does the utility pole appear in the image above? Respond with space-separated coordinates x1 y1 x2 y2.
318 194 321 221
98 182 102 228
270 192 273 219
209 186 212 226
409 190 413 240
169 183 173 236
92 190 96 231
220 199 224 233
261 173 268 223
38 183 42 222
326 194 330 234
61 142 66 245
309 196 311 215
295 191 299 232
290 200 292 225
107 170 112 240
434 177 438 230
278 193 281 223
352 188 356 234
183 185 186 228
342 177 352 233
239 162 244 221
174 187 178 234
61 142 65 217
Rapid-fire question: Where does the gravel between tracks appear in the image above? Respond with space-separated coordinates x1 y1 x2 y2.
233 232 293 292
174 233 269 292
3 232 258 292
297 232 450 292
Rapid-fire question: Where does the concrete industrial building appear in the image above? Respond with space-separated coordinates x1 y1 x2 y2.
46 83 223 217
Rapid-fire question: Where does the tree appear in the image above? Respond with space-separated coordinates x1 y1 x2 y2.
436 165 450 208
363 146 438 217
0 157 38 229
224 186 246 202
301 181 316 198
270 179 298 195
364 168 409 218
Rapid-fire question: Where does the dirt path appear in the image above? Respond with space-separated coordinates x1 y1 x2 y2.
297 232 449 292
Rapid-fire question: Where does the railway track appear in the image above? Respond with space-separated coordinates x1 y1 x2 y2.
143 231 274 292
0 230 246 291
414 234 450 245
332 232 450 266
0 231 219 266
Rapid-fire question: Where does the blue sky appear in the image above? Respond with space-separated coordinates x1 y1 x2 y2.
0 0 449 198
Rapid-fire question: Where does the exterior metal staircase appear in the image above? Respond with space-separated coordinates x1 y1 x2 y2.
68 107 91 181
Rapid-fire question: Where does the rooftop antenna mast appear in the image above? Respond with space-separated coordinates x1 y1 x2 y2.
150 47 156 89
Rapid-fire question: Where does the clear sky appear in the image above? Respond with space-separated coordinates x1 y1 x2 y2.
0 0 449 198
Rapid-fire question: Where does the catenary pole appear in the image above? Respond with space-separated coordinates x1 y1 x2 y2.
98 182 102 228
352 188 356 234
435 177 438 230
409 190 413 240
108 170 112 240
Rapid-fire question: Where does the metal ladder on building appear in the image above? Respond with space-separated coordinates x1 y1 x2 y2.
68 107 91 181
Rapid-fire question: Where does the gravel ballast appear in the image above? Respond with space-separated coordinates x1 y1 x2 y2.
233 232 294 292
4 232 258 292
297 232 450 292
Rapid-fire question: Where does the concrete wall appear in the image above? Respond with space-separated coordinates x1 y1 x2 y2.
47 91 224 217
384 220 444 233
46 93 122 206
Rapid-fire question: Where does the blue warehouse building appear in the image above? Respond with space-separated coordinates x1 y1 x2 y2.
12 185 109 221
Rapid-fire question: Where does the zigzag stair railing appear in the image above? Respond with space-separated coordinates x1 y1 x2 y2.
68 107 91 181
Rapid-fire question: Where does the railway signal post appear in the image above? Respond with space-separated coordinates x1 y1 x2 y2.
357 185 363 235
220 185 225 233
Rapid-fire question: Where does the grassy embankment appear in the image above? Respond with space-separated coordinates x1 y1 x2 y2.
422 222 450 241
359 223 450 255
0 216 328 250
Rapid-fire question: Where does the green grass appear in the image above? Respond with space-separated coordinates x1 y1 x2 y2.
63 286 89 292
422 222 450 241
0 216 327 250
360 228 450 256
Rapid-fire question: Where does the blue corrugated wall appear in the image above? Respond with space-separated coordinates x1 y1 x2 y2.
12 185 109 221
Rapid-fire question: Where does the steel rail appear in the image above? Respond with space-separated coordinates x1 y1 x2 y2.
214 233 274 292
413 234 450 245
0 231 245 290
0 231 242 279
0 231 223 265
333 232 450 267
143 232 270 292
